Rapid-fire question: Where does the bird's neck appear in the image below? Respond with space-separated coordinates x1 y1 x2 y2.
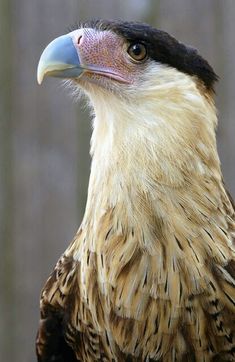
68 81 234 330
82 81 221 241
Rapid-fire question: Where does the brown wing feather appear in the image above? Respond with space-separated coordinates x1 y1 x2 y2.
36 303 78 362
36 256 79 362
224 188 235 279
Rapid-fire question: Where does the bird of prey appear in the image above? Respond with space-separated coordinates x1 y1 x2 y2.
36 20 235 361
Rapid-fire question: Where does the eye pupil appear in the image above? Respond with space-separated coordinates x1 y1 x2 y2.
128 43 147 61
132 44 142 56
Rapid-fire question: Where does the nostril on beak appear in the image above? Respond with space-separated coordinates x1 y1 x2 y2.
77 35 82 45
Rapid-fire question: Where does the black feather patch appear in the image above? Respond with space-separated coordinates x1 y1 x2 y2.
36 304 77 362
82 19 218 91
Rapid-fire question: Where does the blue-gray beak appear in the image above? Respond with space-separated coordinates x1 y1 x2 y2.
37 34 83 84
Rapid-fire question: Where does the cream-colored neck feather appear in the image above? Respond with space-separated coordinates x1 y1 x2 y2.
82 66 221 242
71 65 232 287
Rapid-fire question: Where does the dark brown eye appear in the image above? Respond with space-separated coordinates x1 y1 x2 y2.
127 43 147 61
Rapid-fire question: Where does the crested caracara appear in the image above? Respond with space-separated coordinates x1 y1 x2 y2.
36 20 235 361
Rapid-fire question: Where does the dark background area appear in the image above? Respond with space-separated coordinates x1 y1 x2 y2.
0 1 234 361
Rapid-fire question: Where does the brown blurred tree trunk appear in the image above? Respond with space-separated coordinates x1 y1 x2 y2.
0 0 15 361
11 1 82 361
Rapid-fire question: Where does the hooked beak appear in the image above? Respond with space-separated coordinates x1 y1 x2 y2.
37 34 83 84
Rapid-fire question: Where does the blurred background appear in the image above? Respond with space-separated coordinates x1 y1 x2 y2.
0 0 234 361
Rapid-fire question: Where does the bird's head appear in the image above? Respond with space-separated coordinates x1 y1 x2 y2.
38 20 217 96
37 20 220 188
